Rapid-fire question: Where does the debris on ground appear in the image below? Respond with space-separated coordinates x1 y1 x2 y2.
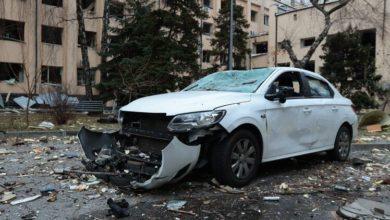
0 148 16 155
47 191 57 202
0 191 16 203
351 157 370 166
210 178 245 194
337 198 390 219
263 196 280 202
10 194 41 205
334 185 350 192
366 124 382 133
37 121 55 130
107 198 130 218
13 96 36 109
166 200 187 211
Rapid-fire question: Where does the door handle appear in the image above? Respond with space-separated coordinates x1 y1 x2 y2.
303 108 312 114
332 106 338 112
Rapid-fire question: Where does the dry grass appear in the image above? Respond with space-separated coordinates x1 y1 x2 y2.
0 112 120 131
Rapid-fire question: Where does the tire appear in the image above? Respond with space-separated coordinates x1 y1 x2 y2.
211 129 261 187
328 125 351 161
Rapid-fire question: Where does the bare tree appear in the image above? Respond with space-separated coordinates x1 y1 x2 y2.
280 0 352 68
76 0 93 100
101 0 110 64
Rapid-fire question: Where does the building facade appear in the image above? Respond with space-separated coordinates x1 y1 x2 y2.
0 0 118 96
267 0 390 85
0 0 277 96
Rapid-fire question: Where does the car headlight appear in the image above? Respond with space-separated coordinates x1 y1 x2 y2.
168 110 226 132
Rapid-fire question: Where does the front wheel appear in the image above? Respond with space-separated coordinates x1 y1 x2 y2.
211 129 261 187
328 126 351 161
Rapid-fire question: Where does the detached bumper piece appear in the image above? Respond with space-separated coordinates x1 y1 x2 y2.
78 126 200 190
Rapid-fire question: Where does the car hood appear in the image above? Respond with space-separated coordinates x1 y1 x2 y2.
120 91 252 116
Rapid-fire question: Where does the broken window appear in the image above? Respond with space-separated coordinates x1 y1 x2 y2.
81 0 95 12
77 68 96 86
41 66 62 84
251 10 257 22
0 62 24 82
185 68 275 93
268 72 303 98
202 50 211 63
264 15 269 26
253 42 268 54
203 23 212 35
42 26 62 45
78 31 96 48
306 76 333 98
42 0 63 7
110 1 125 19
204 0 212 8
301 37 315 47
0 19 24 41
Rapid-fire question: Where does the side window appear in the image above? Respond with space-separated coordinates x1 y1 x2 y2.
306 76 333 98
268 72 304 98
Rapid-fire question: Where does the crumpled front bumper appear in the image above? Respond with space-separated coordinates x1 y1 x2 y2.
78 127 201 190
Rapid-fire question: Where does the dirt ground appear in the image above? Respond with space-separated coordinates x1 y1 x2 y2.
0 136 389 220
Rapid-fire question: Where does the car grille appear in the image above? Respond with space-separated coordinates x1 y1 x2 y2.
120 112 174 154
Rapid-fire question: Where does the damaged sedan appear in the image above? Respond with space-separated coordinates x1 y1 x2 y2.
79 67 358 189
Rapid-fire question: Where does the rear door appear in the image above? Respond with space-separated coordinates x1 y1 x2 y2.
265 71 319 159
303 75 338 148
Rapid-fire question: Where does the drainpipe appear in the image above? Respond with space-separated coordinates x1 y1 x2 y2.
34 0 39 94
274 12 278 66
383 0 387 40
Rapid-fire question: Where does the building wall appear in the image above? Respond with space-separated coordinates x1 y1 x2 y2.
199 0 272 70
268 0 390 85
0 0 105 96
0 0 272 96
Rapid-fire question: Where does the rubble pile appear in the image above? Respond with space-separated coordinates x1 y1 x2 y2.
0 134 389 219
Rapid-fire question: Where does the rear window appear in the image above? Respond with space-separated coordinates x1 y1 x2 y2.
306 76 333 98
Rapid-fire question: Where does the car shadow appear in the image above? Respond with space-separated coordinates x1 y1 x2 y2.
137 151 341 195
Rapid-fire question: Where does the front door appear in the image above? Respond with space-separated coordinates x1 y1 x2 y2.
265 71 319 159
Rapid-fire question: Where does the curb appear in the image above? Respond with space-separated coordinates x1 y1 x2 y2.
1 130 79 138
352 143 389 151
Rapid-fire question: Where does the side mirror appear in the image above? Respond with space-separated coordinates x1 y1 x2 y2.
265 86 294 104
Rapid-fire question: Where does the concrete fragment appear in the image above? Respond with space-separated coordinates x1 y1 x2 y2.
10 194 41 205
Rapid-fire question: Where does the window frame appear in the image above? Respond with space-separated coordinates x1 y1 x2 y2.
41 66 62 84
264 15 269 26
265 71 308 100
202 22 212 35
0 19 25 42
303 75 335 99
41 25 63 45
42 0 63 7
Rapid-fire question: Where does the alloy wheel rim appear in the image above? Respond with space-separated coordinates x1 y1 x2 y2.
338 131 350 158
231 138 256 179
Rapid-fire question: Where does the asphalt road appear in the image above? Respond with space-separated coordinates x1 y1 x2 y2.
0 136 389 219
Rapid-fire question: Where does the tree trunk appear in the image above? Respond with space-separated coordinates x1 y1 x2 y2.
281 0 351 68
100 0 110 81
76 0 93 100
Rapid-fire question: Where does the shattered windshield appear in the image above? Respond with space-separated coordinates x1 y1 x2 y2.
184 68 275 93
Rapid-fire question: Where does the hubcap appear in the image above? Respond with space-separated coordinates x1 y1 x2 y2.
231 138 256 179
338 131 350 158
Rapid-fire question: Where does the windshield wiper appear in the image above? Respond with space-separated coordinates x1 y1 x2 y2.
185 84 198 90
242 80 257 85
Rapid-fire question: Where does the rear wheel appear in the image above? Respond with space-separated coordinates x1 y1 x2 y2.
328 125 351 161
211 129 261 187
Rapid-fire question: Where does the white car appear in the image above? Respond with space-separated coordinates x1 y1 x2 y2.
79 67 358 189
